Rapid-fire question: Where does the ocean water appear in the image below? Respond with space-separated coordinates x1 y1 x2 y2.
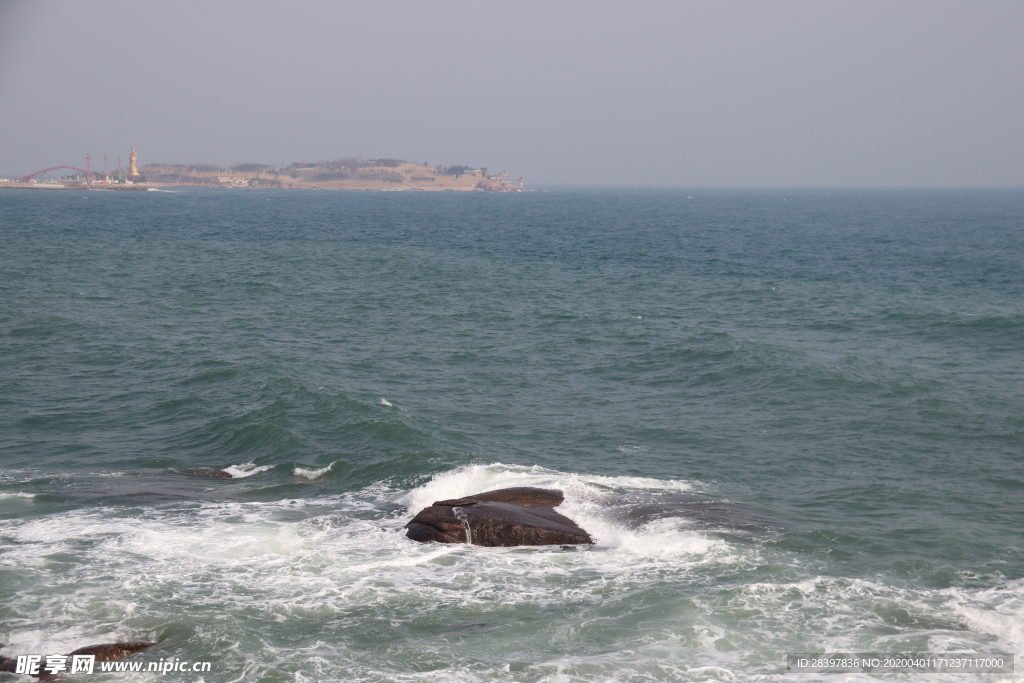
0 187 1022 682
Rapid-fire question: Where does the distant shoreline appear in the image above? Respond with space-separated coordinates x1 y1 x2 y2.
141 159 524 192
0 182 540 193
2 158 526 192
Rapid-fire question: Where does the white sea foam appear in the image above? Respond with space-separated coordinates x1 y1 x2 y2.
0 492 35 501
222 462 274 478
946 578 1024 653
379 398 393 407
397 463 719 569
2 466 1018 682
399 462 695 516
294 463 335 480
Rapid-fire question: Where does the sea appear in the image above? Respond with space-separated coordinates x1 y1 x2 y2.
0 187 1022 682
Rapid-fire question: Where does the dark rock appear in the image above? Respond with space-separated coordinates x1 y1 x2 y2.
405 487 591 547
69 642 153 661
434 486 564 508
178 468 232 479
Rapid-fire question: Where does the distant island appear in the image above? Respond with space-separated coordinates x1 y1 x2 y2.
142 158 525 192
1 156 525 192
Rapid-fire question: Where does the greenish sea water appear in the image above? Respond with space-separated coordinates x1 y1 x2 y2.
1 188 1022 681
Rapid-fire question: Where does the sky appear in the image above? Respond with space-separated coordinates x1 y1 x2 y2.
1 1 1022 186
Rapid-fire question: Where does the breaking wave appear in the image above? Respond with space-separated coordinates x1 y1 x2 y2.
293 463 336 480
221 462 274 478
0 464 1020 681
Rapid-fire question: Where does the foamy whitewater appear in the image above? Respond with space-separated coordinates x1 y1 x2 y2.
1 188 1022 681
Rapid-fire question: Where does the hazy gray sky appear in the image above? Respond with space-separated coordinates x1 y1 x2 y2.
1 1 1021 186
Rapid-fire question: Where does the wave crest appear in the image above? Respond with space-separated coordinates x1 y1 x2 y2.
222 462 274 478
294 463 335 480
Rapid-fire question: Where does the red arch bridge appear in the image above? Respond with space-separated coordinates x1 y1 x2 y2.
19 166 98 182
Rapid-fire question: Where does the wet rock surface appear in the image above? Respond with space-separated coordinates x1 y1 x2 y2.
66 642 154 661
405 487 592 546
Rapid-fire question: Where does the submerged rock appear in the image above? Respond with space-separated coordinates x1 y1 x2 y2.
405 487 592 547
178 467 233 479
